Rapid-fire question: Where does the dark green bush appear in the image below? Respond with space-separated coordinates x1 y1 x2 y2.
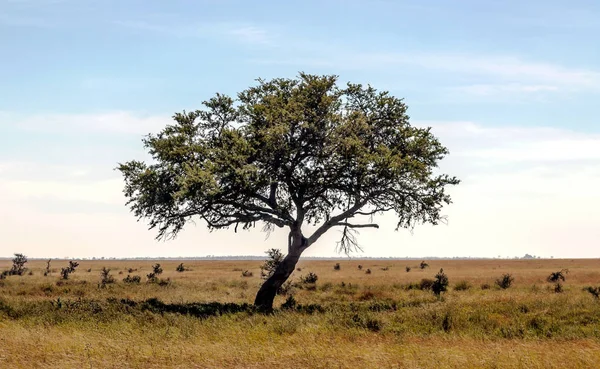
432 268 449 296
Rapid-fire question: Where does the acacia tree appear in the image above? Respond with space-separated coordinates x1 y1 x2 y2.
118 73 459 311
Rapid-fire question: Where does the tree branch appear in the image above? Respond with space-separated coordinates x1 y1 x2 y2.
335 222 379 229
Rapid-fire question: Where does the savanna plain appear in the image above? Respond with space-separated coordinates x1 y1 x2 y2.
1 258 600 368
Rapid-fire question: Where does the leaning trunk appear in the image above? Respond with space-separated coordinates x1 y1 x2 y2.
254 248 303 311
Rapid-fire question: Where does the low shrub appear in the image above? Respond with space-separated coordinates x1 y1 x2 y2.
123 275 141 284
586 286 600 299
300 272 318 284
454 280 471 291
419 278 435 290
60 261 79 280
495 274 514 289
99 267 115 288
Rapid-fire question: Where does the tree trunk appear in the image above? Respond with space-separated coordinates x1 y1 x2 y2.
254 232 307 311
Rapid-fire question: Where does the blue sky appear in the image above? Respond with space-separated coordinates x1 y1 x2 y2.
1 0 599 258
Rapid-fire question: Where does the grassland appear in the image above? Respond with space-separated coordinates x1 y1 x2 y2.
1 258 599 368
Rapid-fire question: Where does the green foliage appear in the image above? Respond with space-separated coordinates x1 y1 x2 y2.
260 249 284 280
496 273 515 289
118 73 459 255
432 268 449 296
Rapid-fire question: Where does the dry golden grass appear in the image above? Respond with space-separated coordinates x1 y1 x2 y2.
1 258 600 368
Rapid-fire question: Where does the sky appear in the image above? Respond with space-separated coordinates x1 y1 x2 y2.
1 0 599 259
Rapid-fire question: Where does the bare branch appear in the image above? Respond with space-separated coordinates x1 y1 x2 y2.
335 226 363 255
335 222 379 229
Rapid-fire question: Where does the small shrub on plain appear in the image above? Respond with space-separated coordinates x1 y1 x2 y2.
495 273 514 289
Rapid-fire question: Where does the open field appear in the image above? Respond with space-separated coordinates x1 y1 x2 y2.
1 258 600 368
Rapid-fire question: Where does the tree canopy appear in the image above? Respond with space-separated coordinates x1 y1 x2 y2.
118 73 460 309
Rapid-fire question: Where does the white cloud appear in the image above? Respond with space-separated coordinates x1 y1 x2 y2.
1 111 169 135
252 52 600 93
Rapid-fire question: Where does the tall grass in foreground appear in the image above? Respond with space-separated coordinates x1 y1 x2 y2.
1 258 600 368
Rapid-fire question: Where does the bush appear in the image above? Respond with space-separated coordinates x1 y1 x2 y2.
454 280 471 291
300 272 318 284
405 266 411 272
495 273 514 289
419 278 434 290
176 263 186 272
333 263 341 271
419 261 429 270
123 275 141 284
157 278 171 287
381 267 389 271
44 259 51 276
586 286 600 299
547 269 568 283
554 282 563 293
99 267 115 288
260 248 284 280
10 253 28 276
60 260 79 280
358 265 363 270
241 270 253 277
481 283 491 290
146 263 163 281
281 295 297 310
365 268 372 274
432 269 449 296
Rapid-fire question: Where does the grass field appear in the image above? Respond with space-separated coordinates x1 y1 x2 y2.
1 258 600 368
